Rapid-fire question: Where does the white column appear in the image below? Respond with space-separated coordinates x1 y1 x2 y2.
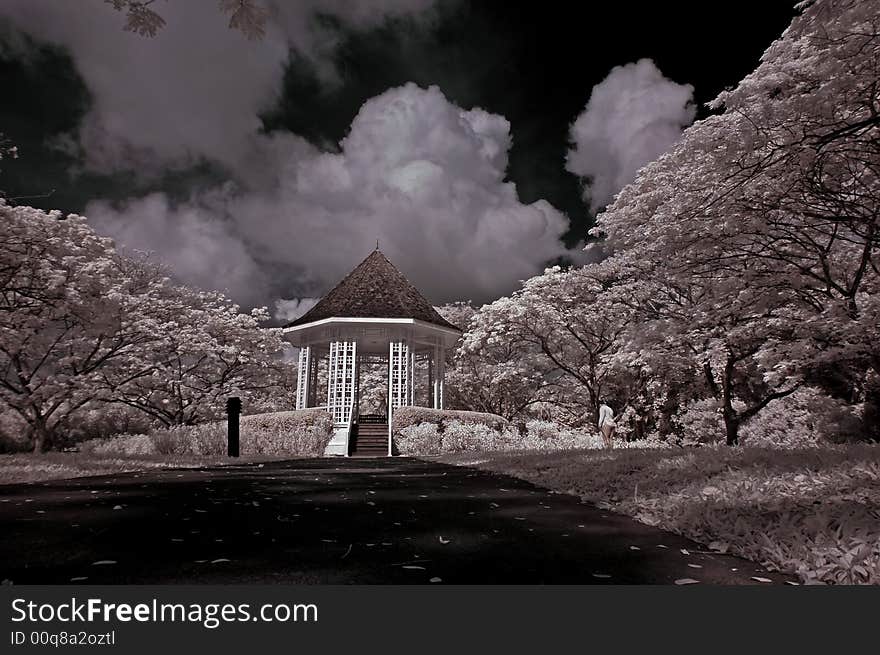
433 345 445 410
427 351 434 406
409 345 416 408
296 346 311 410
388 340 412 457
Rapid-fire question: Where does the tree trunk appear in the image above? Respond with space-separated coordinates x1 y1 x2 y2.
720 351 740 446
31 419 51 454
863 370 880 442
633 418 646 442
723 410 740 446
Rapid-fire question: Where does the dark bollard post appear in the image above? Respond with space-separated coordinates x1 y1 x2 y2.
226 396 241 457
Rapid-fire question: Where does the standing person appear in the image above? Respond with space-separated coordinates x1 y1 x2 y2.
598 400 617 449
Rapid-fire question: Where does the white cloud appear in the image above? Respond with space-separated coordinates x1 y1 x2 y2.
2 2 574 308
274 298 320 323
84 84 572 306
566 58 695 212
0 0 439 175
87 192 269 305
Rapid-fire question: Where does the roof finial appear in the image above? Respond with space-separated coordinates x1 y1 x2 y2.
376 239 379 251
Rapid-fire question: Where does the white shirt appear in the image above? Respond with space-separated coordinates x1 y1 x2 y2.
598 404 615 428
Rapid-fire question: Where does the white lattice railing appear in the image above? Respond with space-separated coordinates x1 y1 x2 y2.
328 340 357 425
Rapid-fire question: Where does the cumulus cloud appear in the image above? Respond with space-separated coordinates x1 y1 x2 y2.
87 84 572 306
87 191 269 305
0 0 438 175
274 298 320 323
1 2 574 309
566 58 695 212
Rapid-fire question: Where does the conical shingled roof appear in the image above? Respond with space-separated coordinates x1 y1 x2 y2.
286 250 459 330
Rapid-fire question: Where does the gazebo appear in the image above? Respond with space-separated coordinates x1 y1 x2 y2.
283 249 461 456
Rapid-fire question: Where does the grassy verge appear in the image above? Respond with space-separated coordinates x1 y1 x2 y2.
435 444 880 584
0 452 287 486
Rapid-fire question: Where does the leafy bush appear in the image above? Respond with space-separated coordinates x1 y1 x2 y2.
672 398 727 445
0 411 28 453
395 417 663 455
79 409 333 457
740 387 863 447
391 407 508 435
519 420 605 450
79 433 157 457
59 405 155 444
396 422 442 455
441 421 518 452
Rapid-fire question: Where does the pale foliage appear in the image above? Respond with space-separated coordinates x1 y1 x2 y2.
0 201 287 450
81 409 333 456
740 387 863 448
394 417 661 455
390 406 508 435
459 0 878 446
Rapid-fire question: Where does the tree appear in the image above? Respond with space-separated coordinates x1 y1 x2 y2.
451 301 547 421
0 202 169 451
0 201 288 450
106 282 286 426
594 0 878 443
461 265 634 424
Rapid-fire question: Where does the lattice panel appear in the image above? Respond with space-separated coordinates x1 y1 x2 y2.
296 346 311 410
327 341 357 425
388 341 411 412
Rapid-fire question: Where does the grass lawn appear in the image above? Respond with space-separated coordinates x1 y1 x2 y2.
0 452 288 486
436 444 880 584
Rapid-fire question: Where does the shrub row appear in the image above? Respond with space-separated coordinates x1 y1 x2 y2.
391 407 508 435
80 409 333 457
393 418 667 455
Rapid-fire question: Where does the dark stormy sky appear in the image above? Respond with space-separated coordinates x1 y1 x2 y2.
0 0 797 317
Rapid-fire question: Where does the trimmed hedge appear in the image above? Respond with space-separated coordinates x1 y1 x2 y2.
80 409 333 457
391 407 508 435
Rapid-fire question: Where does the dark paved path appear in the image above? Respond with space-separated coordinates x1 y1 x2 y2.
0 458 794 584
